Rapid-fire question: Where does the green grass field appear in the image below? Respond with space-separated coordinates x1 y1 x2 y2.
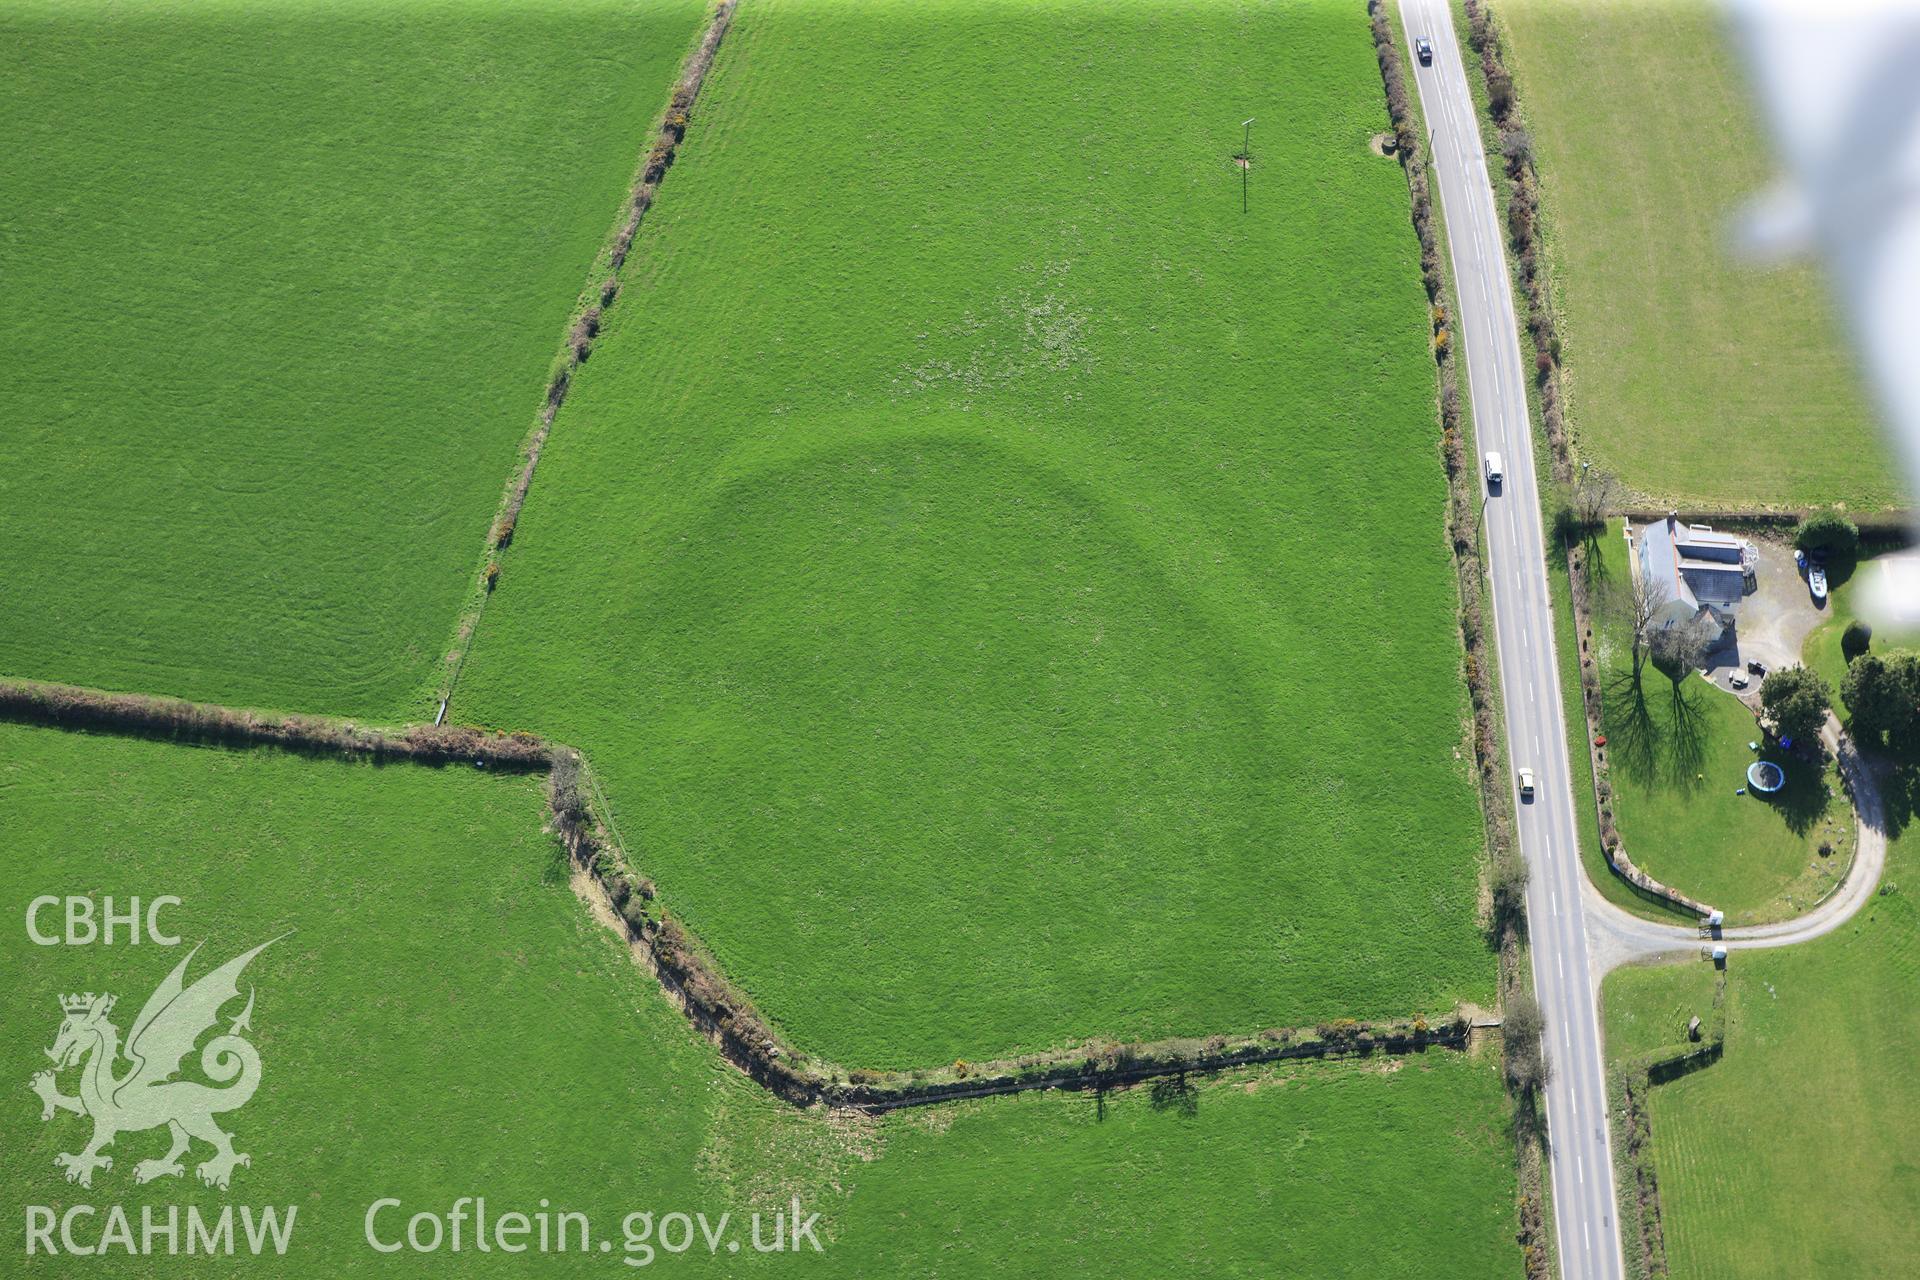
0 721 1521 1275
0 0 709 719
823 1054 1519 1278
456 0 1492 1068
1587 524 1851 921
1601 827 1920 1277
1497 0 1898 509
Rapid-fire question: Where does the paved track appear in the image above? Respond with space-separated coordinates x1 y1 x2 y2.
1587 710 1889 968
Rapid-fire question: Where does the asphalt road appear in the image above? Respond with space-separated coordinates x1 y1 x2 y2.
1398 4 1628 1277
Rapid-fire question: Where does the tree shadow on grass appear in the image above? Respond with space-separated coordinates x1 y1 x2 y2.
1602 667 1709 795
1605 668 1660 787
1821 550 1860 593
1755 743 1829 838
1662 676 1709 793
1852 731 1920 841
1581 524 1611 585
1546 522 1609 588
543 837 573 886
1884 764 1919 843
1510 1090 1550 1166
1149 1072 1199 1117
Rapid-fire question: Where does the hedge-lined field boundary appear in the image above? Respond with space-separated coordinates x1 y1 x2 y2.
1370 7 1547 1276
1 677 1473 1110
432 0 739 722
1608 976 1727 1280
0 680 550 770
1463 0 1569 490
551 747 1469 1111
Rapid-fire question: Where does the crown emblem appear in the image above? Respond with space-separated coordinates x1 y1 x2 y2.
60 992 113 1016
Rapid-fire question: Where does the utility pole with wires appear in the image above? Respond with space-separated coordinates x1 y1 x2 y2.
1240 117 1255 213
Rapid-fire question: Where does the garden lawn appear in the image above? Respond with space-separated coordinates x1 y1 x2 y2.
1497 0 1897 509
1588 523 1851 921
0 722 1522 1276
1600 825 1920 1278
0 0 709 719
458 0 1493 1068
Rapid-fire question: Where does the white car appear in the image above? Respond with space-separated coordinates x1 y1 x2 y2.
1484 450 1504 489
1517 767 1535 798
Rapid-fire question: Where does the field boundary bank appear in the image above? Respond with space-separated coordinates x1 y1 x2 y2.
0 680 550 771
553 746 1471 1111
431 0 739 724
1619 508 1914 539
2 677 1472 1111
1371 8 1548 1277
1608 975 1728 1280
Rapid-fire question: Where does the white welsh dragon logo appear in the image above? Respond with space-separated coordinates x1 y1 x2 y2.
29 938 279 1190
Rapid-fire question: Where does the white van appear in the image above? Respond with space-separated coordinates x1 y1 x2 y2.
1483 451 1504 488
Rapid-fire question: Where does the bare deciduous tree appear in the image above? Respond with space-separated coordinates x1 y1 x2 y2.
1612 572 1671 681
1649 608 1718 677
1570 465 1623 529
1502 991 1551 1097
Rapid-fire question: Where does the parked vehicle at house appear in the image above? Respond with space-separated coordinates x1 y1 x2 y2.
1747 659 1766 675
1809 563 1828 601
1484 451 1503 489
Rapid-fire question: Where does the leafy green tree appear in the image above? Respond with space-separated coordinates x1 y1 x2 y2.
1843 651 1920 743
1841 654 1902 738
1794 510 1861 557
1760 665 1833 743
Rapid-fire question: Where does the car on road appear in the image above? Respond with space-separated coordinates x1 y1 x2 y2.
1517 766 1535 798
1483 450 1503 490
1415 36 1434 65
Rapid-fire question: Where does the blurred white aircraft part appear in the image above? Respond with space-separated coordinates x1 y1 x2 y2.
1728 0 1920 624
